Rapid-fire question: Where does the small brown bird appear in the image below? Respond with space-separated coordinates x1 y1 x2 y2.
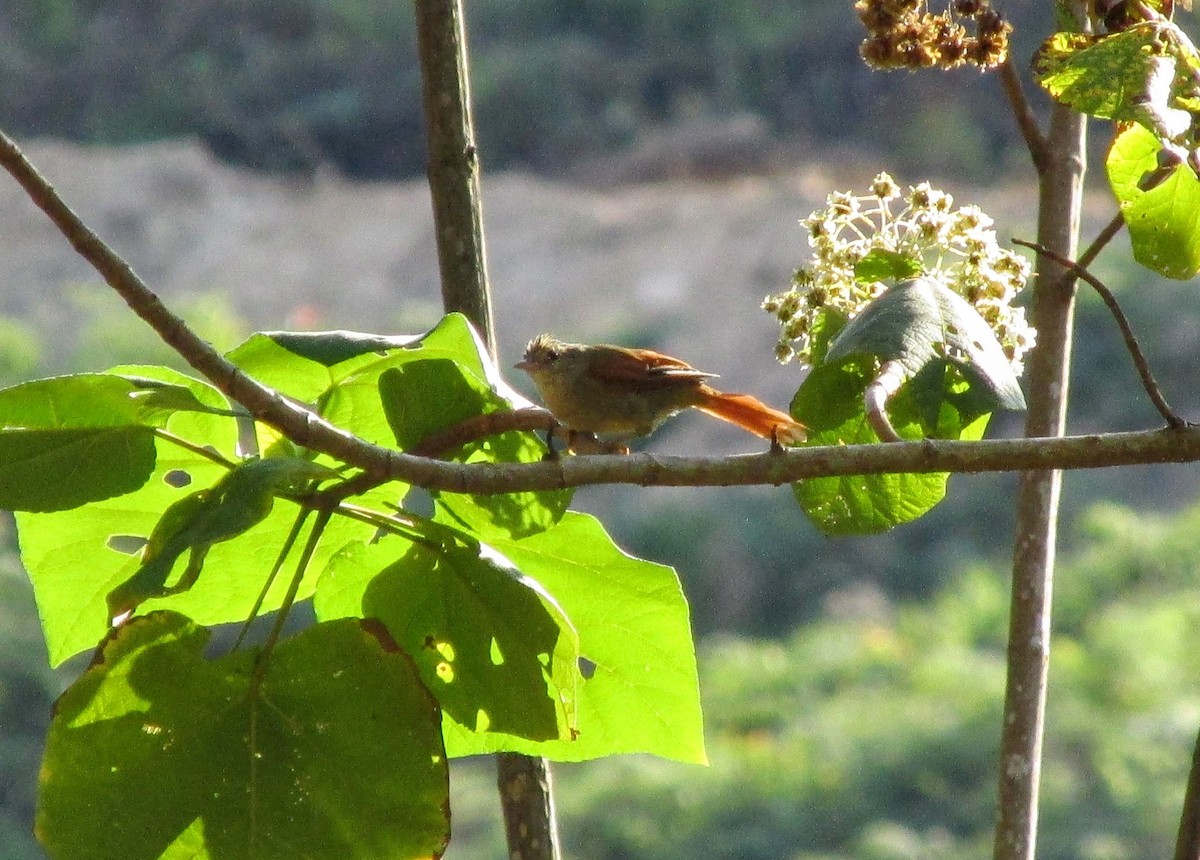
515 334 806 444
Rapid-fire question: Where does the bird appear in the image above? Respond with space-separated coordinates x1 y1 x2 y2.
515 334 806 446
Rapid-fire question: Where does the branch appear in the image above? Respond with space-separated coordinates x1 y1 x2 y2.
0 129 434 486
416 0 497 361
1072 211 1125 273
998 59 1049 171
5 130 1200 499
1014 238 1188 428
413 1 558 856
389 426 1200 493
994 57 1089 858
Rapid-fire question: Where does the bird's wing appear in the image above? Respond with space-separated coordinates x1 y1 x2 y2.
592 347 718 384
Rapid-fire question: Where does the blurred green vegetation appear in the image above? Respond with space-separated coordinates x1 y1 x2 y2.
0 517 59 860
0 0 1051 179
443 500 1200 860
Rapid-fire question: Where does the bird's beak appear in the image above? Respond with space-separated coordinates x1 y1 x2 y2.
514 359 534 372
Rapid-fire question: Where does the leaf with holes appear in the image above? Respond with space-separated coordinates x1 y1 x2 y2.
105 457 337 620
315 525 579 744
462 512 706 763
19 444 369 666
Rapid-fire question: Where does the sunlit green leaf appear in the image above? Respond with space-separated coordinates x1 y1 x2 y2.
1035 26 1171 121
106 457 337 620
1107 123 1200 279
0 374 147 427
315 526 579 743
465 512 706 763
38 612 448 860
790 351 989 535
380 360 568 539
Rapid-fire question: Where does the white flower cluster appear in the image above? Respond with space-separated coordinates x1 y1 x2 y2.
763 173 1036 375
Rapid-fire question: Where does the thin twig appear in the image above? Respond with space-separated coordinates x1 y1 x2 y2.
997 59 1049 171
1174 722 1200 860
1071 211 1126 275
1015 238 1188 428
408 408 559 457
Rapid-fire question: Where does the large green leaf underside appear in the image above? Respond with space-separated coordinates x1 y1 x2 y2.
38 612 449 860
825 278 1025 412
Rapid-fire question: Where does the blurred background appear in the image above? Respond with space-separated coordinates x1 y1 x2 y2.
2 2 1200 858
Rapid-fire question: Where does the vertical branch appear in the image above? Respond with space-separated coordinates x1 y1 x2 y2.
495 754 563 860
414 0 497 361
412 2 561 859
992 91 1087 860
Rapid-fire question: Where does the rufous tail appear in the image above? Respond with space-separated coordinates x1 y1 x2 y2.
695 385 807 444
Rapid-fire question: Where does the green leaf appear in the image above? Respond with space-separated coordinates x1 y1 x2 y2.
38 612 449 860
105 365 239 425
1034 26 1175 122
315 526 579 744
380 361 568 539
0 427 157 513
791 353 989 535
224 315 522 504
1107 123 1200 279
463 512 706 763
826 278 1025 412
854 248 923 283
18 442 371 665
0 372 239 511
0 374 148 427
106 457 337 620
117 376 241 421
225 333 348 402
263 330 423 367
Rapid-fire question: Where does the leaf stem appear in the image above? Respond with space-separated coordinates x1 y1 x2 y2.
1014 238 1188 428
234 502 315 651
153 429 239 468
252 507 332 687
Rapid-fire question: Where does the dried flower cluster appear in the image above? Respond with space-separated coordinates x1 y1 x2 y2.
857 0 1012 70
763 172 1036 374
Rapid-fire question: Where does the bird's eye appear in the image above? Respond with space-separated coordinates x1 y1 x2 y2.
545 349 560 361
